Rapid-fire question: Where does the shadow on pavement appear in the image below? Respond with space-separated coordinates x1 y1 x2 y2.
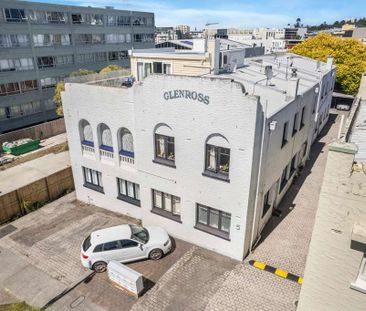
255 112 338 247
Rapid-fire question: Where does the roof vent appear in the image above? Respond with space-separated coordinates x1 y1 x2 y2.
291 68 298 78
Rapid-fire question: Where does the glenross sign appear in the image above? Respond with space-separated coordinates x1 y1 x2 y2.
163 90 210 104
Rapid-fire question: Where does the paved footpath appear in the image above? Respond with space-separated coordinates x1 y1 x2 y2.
205 112 342 311
132 111 342 311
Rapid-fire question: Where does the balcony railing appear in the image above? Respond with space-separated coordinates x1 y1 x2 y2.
99 145 114 162
81 141 95 155
119 150 134 165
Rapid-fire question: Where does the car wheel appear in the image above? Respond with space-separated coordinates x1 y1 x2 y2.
92 261 107 273
149 248 163 260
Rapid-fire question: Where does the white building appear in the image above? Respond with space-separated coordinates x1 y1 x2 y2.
62 52 335 261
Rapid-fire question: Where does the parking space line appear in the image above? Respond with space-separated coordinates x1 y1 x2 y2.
248 260 303 284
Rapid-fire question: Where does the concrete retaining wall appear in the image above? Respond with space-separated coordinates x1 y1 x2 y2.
0 118 66 147
0 167 74 224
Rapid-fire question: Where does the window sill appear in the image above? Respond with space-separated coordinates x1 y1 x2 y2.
194 224 230 241
83 183 104 194
117 195 140 207
152 158 176 168
151 208 182 223
202 170 230 183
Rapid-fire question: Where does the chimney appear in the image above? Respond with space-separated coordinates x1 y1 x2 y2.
326 56 334 70
207 38 220 75
286 78 299 99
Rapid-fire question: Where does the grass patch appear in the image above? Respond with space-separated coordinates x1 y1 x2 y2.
0 302 40 311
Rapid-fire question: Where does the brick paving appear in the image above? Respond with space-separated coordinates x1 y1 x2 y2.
129 111 341 311
0 193 138 286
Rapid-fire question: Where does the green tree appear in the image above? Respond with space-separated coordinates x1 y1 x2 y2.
99 64 123 74
53 69 97 116
53 81 65 116
292 33 366 95
69 68 96 77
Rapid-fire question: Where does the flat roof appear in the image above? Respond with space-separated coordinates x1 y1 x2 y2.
207 53 331 115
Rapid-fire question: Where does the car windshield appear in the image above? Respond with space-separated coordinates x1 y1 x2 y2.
129 224 149 244
82 235 91 251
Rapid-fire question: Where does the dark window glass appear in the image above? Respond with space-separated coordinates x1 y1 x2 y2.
152 189 181 221
121 240 139 248
300 107 305 128
282 121 288 147
82 235 91 251
93 244 103 252
153 62 163 73
103 240 120 251
292 113 298 136
262 191 271 217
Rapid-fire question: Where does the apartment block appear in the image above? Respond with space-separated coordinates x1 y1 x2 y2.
0 0 155 133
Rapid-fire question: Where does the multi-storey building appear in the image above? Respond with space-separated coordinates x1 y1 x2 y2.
0 0 155 133
61 44 335 261
155 27 180 44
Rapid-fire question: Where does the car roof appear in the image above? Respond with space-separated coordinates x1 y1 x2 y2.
90 224 132 245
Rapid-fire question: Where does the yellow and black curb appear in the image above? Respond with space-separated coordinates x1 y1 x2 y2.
249 260 303 284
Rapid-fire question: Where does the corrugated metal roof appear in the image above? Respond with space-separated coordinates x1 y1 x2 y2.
350 100 366 161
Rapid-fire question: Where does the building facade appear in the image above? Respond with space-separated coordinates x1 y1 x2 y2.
0 0 154 133
62 52 335 261
130 38 264 80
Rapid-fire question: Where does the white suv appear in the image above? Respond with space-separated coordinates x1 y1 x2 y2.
81 224 172 272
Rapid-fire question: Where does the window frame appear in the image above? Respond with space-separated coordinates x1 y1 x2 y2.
117 178 141 207
300 106 306 129
82 166 104 193
282 121 289 148
203 144 230 182
153 133 176 168
195 203 231 240
292 113 298 136
151 189 181 223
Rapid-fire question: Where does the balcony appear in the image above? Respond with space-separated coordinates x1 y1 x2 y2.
119 150 134 165
81 140 95 157
100 145 114 164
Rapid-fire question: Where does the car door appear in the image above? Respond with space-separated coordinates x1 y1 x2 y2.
100 240 124 262
119 239 147 262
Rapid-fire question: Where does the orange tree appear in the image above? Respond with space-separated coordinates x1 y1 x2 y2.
292 33 366 95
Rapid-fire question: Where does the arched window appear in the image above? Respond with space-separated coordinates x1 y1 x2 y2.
154 123 175 166
98 123 113 152
79 119 94 146
118 127 134 158
204 134 230 181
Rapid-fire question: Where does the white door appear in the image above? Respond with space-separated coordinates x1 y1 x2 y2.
120 239 147 262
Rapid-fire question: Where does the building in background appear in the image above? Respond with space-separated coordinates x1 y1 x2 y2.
175 25 190 35
155 27 181 44
130 38 265 79
353 27 366 43
61 48 335 260
0 0 155 133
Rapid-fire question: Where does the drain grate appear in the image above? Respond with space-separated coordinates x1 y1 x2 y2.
0 224 17 239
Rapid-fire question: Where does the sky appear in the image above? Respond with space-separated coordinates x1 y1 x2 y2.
28 0 365 29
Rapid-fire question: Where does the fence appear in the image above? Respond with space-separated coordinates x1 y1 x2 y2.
0 167 74 223
0 118 66 148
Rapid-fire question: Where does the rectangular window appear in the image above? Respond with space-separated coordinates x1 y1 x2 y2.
282 121 288 147
4 8 26 23
195 204 231 240
117 178 140 206
279 163 290 193
153 62 162 73
290 154 297 176
152 189 181 222
37 56 55 69
82 167 103 193
19 80 38 93
300 107 306 129
0 58 34 72
0 82 20 96
204 144 230 180
0 34 29 48
262 191 271 218
292 113 298 136
154 134 175 167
